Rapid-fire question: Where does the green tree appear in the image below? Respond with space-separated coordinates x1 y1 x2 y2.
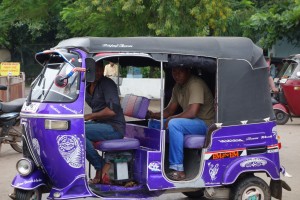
242 0 300 48
61 0 233 37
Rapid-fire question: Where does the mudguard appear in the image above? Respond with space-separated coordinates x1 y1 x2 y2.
11 170 47 190
273 104 289 114
222 156 280 184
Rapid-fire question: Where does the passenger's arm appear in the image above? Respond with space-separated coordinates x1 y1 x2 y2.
84 107 116 121
149 101 178 119
269 76 279 93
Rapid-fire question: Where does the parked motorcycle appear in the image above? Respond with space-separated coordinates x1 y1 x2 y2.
0 85 26 153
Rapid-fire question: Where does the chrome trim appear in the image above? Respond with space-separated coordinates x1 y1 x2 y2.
21 113 83 119
16 158 34 176
22 134 40 168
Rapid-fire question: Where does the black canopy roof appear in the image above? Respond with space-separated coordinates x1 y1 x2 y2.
54 37 267 69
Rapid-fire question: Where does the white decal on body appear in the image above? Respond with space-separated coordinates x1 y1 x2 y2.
16 178 42 187
50 105 61 114
57 135 83 168
59 104 78 114
261 135 273 139
102 44 133 48
246 137 259 141
240 158 267 168
208 163 219 181
272 126 277 135
22 103 40 113
218 139 243 143
148 161 161 172
32 138 40 156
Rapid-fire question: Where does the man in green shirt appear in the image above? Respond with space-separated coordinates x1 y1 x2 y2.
148 67 215 181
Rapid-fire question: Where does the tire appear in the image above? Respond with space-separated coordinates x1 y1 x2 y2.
15 188 42 200
9 119 23 153
230 176 271 200
11 142 23 153
182 189 206 199
274 110 289 125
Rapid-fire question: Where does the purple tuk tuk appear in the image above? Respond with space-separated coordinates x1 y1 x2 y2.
11 37 291 200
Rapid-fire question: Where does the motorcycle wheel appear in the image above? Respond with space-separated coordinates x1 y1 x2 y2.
230 176 271 200
182 189 207 199
11 142 23 153
9 119 23 153
274 110 289 125
15 188 42 200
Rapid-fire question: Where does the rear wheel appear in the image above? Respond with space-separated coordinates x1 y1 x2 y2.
230 176 271 200
15 188 41 200
182 189 206 199
274 110 289 125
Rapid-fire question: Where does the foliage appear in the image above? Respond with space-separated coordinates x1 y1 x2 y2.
1 0 300 63
0 0 70 49
242 0 300 48
60 0 233 37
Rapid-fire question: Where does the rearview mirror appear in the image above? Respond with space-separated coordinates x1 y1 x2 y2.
85 58 95 82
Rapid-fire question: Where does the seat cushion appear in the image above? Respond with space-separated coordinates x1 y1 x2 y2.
184 135 206 149
121 94 150 119
93 138 140 151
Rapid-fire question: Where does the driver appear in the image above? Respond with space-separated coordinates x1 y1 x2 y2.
148 67 215 181
85 60 125 184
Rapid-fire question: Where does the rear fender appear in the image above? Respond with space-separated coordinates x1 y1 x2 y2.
222 156 280 184
11 170 47 190
273 104 289 114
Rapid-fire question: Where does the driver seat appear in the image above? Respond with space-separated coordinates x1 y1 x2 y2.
91 94 149 181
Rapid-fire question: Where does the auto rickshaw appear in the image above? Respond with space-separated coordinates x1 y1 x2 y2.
11 37 291 200
273 54 300 125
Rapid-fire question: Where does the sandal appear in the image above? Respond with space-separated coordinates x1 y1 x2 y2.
88 170 102 184
167 170 186 181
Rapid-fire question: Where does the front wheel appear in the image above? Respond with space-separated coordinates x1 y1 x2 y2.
15 188 42 200
274 110 289 125
230 176 271 200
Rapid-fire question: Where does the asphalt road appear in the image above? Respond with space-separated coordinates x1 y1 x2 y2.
0 117 299 200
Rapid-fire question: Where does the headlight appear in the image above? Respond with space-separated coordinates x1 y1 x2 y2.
16 158 33 176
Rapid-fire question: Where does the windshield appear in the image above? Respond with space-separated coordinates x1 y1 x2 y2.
282 61 299 78
31 54 80 103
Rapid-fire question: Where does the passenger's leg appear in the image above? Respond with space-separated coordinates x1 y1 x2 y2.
168 118 207 172
85 122 123 183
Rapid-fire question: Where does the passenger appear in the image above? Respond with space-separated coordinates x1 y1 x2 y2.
104 61 119 77
148 67 215 181
85 61 125 184
266 57 279 93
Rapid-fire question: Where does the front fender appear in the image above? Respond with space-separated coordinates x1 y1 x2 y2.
273 104 289 114
11 170 47 190
222 156 280 185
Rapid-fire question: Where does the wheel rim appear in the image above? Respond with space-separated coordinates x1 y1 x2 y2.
276 112 285 120
242 186 264 200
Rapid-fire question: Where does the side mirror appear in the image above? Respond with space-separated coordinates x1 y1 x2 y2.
297 71 300 78
85 58 95 82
